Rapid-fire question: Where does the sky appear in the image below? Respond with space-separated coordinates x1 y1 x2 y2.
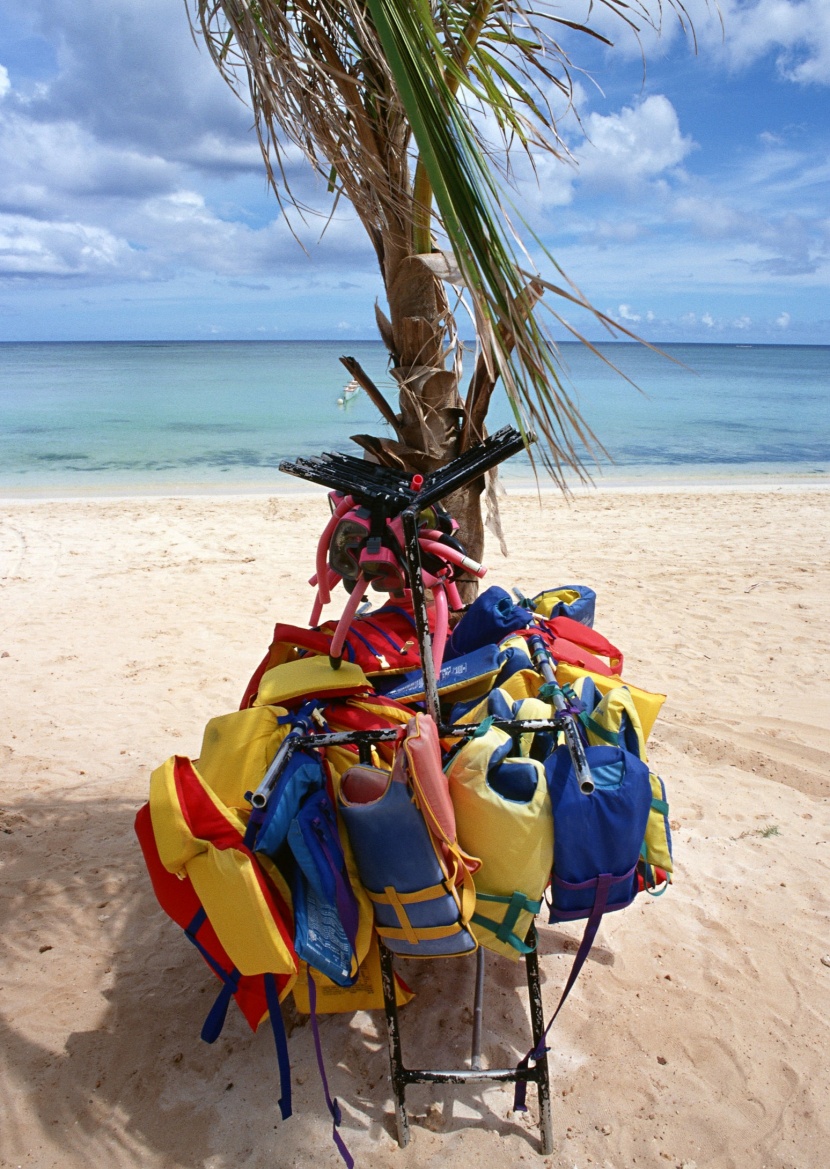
0 0 828 344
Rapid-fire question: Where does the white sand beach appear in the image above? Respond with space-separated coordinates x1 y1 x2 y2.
1 486 829 1169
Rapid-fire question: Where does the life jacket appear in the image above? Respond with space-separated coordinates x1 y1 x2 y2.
136 757 297 1120
135 801 293 1032
574 679 648 760
446 724 553 959
546 744 652 923
527 585 596 627
148 754 298 977
569 678 673 887
338 716 478 959
511 616 624 678
241 603 427 705
493 661 666 741
196 704 292 811
252 658 371 709
382 644 517 707
287 787 361 987
446 585 532 658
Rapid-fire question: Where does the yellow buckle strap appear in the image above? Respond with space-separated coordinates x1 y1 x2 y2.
375 922 463 942
366 882 452 946
364 881 449 906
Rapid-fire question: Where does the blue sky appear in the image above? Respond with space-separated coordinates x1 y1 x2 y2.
0 0 828 343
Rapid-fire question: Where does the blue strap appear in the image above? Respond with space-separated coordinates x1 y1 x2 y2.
264 973 293 1121
378 604 417 631
513 873 613 1112
308 974 354 1168
201 979 237 1043
345 624 388 663
184 909 241 1044
243 805 266 850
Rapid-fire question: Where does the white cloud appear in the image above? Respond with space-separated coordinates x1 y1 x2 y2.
701 312 715 327
776 310 791 327
0 64 10 100
733 315 753 329
671 195 745 238
717 0 830 85
0 214 136 276
577 95 695 187
618 303 641 321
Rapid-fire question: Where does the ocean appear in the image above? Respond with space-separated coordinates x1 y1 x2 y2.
1 340 828 496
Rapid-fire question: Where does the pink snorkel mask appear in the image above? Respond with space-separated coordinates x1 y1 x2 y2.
309 488 487 675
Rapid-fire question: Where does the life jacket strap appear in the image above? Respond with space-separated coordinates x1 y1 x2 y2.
472 890 543 955
579 713 620 746
264 972 293 1121
367 882 462 945
514 872 615 1112
366 880 450 906
184 909 242 1043
308 974 355 1169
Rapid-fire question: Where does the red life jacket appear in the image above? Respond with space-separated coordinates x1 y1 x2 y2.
241 601 430 708
513 615 624 678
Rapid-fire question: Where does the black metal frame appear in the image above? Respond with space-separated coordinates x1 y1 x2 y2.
273 427 557 1152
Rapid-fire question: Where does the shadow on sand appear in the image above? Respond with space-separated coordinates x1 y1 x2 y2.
0 794 585 1165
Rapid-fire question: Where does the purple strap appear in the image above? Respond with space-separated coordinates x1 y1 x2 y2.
308 974 355 1169
513 872 613 1112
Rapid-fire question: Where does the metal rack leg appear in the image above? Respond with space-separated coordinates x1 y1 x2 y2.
379 940 410 1147
471 947 486 1070
525 931 554 1154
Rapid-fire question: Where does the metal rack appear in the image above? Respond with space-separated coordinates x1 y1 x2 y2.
273 427 556 1153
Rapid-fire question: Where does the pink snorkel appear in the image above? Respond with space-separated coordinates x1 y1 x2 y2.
328 574 368 668
418 538 487 581
310 493 354 624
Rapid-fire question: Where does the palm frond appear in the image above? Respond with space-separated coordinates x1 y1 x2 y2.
191 0 694 484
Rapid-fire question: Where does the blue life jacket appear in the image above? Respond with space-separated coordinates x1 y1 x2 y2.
338 768 477 959
545 744 652 921
446 585 533 659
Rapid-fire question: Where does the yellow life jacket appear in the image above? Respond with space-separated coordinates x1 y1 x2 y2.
492 659 665 741
149 755 297 980
196 704 291 811
446 726 553 960
572 678 648 761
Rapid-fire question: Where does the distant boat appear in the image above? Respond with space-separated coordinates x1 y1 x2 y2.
337 378 360 406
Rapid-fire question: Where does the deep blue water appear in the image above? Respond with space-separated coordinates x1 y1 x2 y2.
1 341 827 494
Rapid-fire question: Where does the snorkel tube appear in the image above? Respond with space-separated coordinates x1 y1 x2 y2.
310 493 354 623
527 634 594 795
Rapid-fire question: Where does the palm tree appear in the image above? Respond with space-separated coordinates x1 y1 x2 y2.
191 0 690 563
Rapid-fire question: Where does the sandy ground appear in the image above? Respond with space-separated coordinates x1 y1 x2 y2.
1 486 828 1169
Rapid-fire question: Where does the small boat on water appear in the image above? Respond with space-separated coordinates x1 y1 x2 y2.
337 378 360 406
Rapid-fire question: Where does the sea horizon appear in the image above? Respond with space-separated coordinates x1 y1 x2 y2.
2 339 828 499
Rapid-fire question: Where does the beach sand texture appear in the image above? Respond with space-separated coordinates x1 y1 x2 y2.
1 488 828 1169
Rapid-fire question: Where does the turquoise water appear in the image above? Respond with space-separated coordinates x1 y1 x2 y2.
1 341 828 495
